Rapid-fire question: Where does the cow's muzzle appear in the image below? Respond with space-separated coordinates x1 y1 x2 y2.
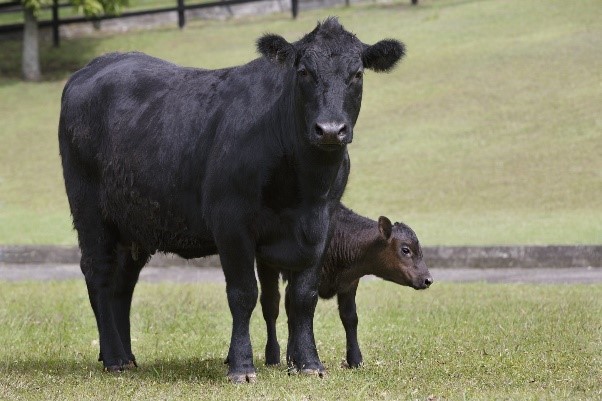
314 122 351 149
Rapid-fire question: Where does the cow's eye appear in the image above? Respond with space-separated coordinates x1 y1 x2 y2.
297 67 308 77
401 246 412 256
354 70 363 80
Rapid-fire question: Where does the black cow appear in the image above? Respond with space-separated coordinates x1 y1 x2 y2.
58 17 405 382
257 205 432 368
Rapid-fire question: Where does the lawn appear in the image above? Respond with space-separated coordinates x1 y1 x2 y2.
1 0 601 245
0 280 600 400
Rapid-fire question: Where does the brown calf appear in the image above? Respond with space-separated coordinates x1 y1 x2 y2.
256 205 433 368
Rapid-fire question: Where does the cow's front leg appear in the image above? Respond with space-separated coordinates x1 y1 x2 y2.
217 233 258 383
257 263 282 365
337 281 363 368
286 264 325 376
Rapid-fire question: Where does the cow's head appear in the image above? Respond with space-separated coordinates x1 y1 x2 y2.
371 217 433 290
257 17 405 151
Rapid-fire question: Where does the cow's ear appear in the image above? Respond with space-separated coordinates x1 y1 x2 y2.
362 39 405 72
378 216 393 240
257 34 295 66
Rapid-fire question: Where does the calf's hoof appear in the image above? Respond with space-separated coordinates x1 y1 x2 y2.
103 360 137 373
341 359 363 369
265 354 281 366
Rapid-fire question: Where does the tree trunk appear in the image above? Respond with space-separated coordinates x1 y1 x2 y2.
22 7 41 81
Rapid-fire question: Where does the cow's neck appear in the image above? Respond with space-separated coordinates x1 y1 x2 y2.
273 74 348 202
298 148 346 201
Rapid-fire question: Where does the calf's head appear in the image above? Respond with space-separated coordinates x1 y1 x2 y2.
257 17 405 151
371 217 433 290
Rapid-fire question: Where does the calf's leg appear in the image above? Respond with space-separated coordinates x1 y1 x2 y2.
257 264 282 365
337 281 363 368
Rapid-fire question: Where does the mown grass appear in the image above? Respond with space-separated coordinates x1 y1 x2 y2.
0 280 599 400
1 0 601 245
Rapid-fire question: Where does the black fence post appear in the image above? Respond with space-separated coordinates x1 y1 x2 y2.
291 0 298 19
177 0 185 28
52 0 59 47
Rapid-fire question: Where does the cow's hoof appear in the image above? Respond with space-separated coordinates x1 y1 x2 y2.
300 367 326 378
287 363 326 377
227 372 257 384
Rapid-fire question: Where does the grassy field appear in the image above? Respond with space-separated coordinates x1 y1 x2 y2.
1 0 601 245
0 280 600 400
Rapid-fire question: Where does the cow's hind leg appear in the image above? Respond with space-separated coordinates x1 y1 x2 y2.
79 227 132 371
257 263 281 365
111 245 150 368
60 130 130 371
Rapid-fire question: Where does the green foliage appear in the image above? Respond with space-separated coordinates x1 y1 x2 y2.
21 0 128 17
0 280 600 400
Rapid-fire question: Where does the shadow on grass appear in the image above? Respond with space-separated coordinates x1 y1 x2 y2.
1 357 285 383
0 34 103 82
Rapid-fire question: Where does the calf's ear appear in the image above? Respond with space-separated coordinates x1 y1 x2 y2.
378 216 393 240
257 34 296 66
362 39 405 72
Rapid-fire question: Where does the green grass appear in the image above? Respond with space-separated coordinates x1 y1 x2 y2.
1 0 601 245
0 280 600 400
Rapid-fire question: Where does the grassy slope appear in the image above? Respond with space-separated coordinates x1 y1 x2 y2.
0 0 601 245
0 280 600 400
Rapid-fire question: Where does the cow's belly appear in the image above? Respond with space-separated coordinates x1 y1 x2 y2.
101 184 215 255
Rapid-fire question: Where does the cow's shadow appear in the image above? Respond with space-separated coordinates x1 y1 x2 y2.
133 357 228 382
6 357 284 383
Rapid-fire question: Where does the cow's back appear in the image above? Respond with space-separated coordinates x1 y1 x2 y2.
59 53 225 252
59 52 291 254
60 52 213 163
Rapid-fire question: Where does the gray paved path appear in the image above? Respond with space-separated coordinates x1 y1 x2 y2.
0 264 601 284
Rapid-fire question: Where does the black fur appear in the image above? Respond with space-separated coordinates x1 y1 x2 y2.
58 17 405 380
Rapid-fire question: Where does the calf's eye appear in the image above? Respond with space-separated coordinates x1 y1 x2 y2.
401 246 411 256
355 71 363 80
297 68 308 77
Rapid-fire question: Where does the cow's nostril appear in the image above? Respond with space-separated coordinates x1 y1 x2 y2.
315 124 324 137
425 277 433 287
337 125 347 139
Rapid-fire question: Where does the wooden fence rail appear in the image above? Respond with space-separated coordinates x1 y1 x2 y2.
0 0 299 46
